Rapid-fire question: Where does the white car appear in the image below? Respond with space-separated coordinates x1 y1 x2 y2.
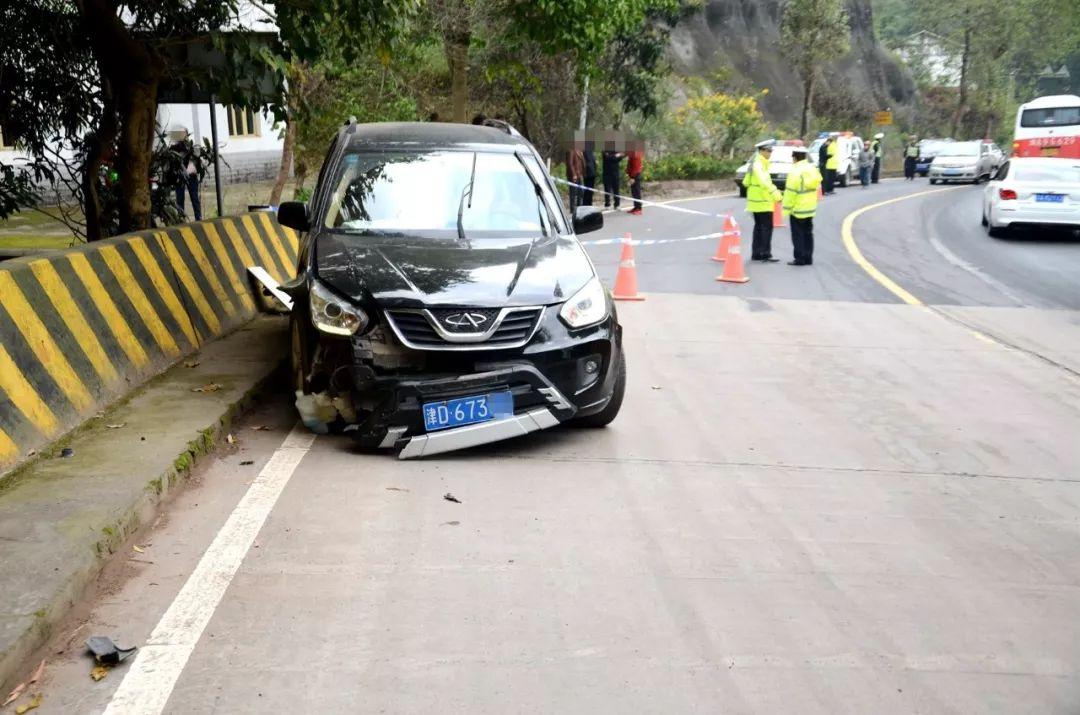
982 157 1080 237
808 134 864 188
929 141 997 184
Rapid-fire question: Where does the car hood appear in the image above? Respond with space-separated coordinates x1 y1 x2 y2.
314 233 595 308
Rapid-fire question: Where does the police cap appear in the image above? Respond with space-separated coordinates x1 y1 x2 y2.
755 139 776 151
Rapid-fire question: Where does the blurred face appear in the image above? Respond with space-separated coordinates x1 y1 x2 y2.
761 148 772 158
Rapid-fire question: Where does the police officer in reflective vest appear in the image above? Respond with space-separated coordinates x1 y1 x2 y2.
781 147 823 266
824 136 839 194
743 139 784 262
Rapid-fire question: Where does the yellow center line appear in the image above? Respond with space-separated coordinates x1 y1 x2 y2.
840 187 962 306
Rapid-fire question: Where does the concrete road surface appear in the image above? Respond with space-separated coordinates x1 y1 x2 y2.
31 178 1080 713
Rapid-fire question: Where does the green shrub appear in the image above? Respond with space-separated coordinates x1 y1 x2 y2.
641 154 742 182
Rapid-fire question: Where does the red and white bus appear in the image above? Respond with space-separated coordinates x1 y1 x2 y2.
1013 94 1080 159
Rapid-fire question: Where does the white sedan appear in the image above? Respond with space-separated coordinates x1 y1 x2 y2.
982 157 1080 237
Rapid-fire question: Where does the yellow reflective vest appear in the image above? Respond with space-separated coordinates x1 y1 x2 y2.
825 141 839 170
743 153 783 213
781 160 823 219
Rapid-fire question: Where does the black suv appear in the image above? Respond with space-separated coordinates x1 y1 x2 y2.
275 121 625 458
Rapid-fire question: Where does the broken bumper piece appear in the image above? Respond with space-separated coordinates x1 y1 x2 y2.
395 407 560 459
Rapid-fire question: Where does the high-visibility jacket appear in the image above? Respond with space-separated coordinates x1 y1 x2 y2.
743 153 782 213
825 141 839 170
872 140 882 159
782 160 823 219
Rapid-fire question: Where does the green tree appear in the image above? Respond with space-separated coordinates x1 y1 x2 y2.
779 0 851 139
674 91 766 157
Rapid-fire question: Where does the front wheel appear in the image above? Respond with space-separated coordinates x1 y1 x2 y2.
929 178 938 185
839 169 850 188
572 352 626 428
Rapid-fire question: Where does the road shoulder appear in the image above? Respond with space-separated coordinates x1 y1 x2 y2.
0 317 287 693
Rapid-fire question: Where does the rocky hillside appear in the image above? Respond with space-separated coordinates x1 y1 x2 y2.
669 0 916 125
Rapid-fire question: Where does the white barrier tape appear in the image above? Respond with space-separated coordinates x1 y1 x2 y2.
580 230 727 247
552 176 730 218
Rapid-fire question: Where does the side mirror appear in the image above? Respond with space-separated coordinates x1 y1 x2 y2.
277 201 310 232
572 205 604 235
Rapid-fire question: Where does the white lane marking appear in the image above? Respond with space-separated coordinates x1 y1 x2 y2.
926 235 1029 307
103 425 316 715
657 192 738 204
581 231 724 247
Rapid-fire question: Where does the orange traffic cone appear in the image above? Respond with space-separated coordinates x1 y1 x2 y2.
711 214 741 262
612 234 645 301
772 201 786 228
817 183 824 199
716 243 750 284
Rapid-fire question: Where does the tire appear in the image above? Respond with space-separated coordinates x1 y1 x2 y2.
981 212 988 227
929 179 938 185
839 169 850 188
987 224 1008 238
572 352 626 428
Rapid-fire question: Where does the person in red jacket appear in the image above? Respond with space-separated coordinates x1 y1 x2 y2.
626 141 644 215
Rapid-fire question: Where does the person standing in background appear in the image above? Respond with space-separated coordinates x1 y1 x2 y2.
904 138 919 180
871 132 884 183
582 140 597 206
626 142 644 215
858 142 873 188
169 126 202 221
565 141 585 211
601 141 624 209
824 135 839 195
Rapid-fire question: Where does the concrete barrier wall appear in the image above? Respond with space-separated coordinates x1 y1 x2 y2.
0 212 297 474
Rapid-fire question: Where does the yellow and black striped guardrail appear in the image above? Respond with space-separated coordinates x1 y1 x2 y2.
0 212 298 474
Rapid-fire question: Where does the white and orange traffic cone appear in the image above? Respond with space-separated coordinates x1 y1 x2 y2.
716 244 750 284
711 214 741 263
772 201 786 228
612 233 645 301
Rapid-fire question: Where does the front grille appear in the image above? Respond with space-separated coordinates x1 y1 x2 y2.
385 307 544 350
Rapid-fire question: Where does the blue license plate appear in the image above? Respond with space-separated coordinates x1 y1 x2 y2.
1036 193 1064 203
423 391 513 432
944 169 961 175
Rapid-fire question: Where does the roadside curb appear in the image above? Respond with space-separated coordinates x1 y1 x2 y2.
0 318 288 693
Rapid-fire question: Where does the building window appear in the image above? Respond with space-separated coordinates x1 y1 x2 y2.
227 106 260 138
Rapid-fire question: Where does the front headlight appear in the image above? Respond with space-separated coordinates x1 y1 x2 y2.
559 277 608 329
309 278 368 336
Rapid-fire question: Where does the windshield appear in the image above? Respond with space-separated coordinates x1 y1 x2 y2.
325 150 548 235
919 140 949 156
1014 163 1080 183
940 142 980 157
769 146 795 163
1021 106 1080 128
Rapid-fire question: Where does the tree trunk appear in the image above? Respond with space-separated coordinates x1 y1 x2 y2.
293 160 308 200
800 74 815 140
116 77 159 233
448 39 469 122
952 27 971 137
83 83 118 242
270 117 295 206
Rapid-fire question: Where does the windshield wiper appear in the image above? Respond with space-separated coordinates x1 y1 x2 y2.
514 152 553 238
456 151 478 242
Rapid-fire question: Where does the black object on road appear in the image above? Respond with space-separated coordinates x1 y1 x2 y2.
86 636 138 665
60 447 74 458
444 493 461 504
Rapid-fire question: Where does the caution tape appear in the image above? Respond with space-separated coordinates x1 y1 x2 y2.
580 230 727 247
551 176 731 219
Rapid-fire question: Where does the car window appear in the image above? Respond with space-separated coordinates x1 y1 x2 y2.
1020 106 1080 128
994 161 1009 180
943 142 980 157
324 150 549 235
1013 164 1080 183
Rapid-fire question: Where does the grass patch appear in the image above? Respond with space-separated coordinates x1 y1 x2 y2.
0 234 77 249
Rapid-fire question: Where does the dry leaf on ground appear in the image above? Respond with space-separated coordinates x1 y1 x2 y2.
90 665 110 681
191 383 222 393
105 423 126 429
15 693 43 714
183 360 200 368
